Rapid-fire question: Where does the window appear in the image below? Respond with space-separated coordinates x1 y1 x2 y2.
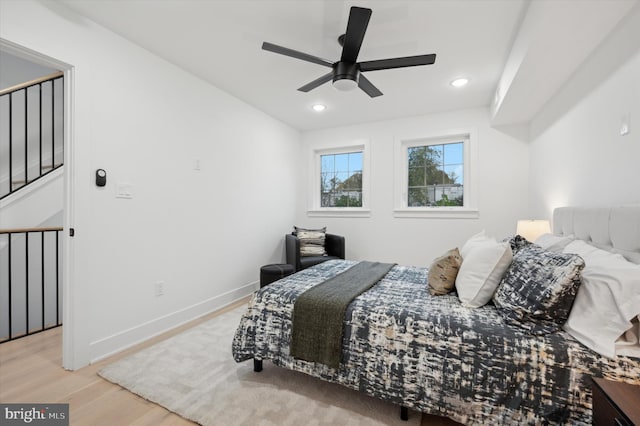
321 151 362 207
308 140 370 217
408 142 464 207
394 132 477 218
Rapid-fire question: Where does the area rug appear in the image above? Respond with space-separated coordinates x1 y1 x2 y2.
99 305 422 426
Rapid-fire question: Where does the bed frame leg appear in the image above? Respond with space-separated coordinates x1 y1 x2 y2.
253 359 263 372
400 406 408 421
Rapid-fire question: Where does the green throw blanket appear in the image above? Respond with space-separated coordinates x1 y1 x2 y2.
290 261 396 368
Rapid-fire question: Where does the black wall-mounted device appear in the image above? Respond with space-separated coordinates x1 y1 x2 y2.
96 169 107 187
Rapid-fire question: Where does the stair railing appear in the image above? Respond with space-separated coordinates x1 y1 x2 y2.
0 227 63 343
0 71 64 200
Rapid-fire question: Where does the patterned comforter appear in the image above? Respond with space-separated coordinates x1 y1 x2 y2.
232 260 640 425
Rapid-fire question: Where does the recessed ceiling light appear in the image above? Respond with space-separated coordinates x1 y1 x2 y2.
312 104 326 112
450 78 469 88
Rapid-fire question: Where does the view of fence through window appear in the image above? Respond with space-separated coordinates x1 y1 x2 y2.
321 151 363 207
408 141 464 207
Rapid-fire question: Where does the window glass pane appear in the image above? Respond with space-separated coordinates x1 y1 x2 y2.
408 188 427 206
426 185 438 205
335 171 349 186
321 155 334 174
350 192 362 207
426 145 443 164
321 172 333 193
408 167 425 187
340 192 360 207
426 171 444 186
443 142 463 165
406 140 465 208
334 153 349 172
349 152 362 172
439 185 463 206
408 147 426 167
444 164 463 184
343 172 361 191
319 150 364 208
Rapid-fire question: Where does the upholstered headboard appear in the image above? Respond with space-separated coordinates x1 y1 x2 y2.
553 205 640 264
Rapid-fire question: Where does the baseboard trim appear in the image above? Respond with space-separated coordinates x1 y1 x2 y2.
89 281 258 363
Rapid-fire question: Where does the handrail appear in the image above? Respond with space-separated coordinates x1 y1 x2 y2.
0 227 63 234
0 71 64 96
0 71 64 200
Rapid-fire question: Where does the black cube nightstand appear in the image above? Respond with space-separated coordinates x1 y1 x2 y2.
592 377 640 426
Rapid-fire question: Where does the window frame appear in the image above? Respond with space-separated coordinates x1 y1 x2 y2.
393 130 478 219
307 139 371 218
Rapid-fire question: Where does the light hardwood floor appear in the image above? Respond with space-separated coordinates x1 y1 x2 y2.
0 299 458 425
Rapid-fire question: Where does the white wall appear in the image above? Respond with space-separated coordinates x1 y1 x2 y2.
0 1 300 368
298 108 530 267
529 4 640 220
0 168 63 229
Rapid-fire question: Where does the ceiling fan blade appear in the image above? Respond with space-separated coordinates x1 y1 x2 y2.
359 54 436 72
340 7 372 63
357 74 383 98
262 42 333 68
298 72 334 92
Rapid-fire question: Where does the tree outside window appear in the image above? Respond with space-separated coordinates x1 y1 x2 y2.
408 142 463 207
321 151 363 207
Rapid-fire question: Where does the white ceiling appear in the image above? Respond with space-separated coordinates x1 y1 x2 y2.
59 0 637 131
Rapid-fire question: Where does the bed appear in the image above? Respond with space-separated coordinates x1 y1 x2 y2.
232 206 640 424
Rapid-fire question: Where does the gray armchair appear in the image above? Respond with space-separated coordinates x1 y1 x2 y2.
285 233 345 272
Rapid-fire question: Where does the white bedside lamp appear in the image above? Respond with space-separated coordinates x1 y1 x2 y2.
516 220 551 242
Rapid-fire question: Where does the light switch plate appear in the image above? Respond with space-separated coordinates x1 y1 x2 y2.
116 183 133 199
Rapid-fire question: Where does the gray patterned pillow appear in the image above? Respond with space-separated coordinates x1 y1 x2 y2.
492 244 584 335
507 234 533 254
428 248 462 296
294 226 327 257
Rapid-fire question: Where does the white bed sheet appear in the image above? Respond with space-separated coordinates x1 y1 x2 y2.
562 240 640 359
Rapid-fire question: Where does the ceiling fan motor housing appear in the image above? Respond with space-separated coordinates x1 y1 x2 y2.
333 62 359 90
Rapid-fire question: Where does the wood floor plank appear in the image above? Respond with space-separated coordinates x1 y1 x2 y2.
71 386 152 425
129 405 195 426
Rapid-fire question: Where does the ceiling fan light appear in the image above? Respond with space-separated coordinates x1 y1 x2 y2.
450 78 469 88
333 78 358 91
312 104 326 112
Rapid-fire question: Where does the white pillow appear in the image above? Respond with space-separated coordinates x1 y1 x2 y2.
460 230 492 259
456 241 513 308
534 233 574 252
562 240 640 358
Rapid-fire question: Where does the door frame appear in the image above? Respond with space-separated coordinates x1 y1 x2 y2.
0 39 76 370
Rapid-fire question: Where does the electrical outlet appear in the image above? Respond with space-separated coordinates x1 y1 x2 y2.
155 281 165 297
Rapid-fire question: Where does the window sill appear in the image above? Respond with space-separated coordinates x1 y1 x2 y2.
307 208 371 218
393 208 479 219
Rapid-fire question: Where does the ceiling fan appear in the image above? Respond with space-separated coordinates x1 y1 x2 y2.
262 6 436 98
